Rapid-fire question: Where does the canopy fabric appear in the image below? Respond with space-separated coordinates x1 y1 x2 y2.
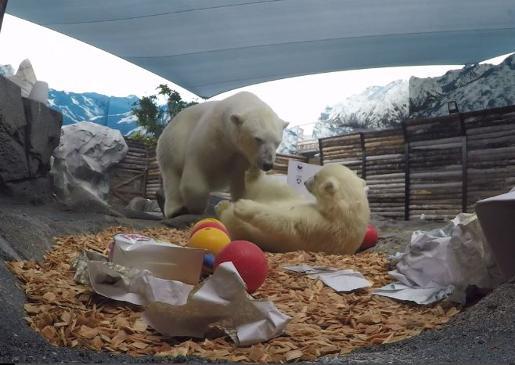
7 0 515 98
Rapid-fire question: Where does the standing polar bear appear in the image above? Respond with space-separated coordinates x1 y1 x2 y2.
216 164 370 254
156 91 288 218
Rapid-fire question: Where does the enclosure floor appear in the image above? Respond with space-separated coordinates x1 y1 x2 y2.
1 197 514 364
8 226 459 363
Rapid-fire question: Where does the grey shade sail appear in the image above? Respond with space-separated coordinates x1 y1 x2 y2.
6 0 515 98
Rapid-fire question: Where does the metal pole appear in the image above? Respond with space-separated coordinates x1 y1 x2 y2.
0 0 7 33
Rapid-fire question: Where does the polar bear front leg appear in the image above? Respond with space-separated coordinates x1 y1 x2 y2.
229 157 251 201
233 199 295 233
230 171 246 201
180 164 211 214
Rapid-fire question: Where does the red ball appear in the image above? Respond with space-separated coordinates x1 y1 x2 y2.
361 224 378 250
214 240 268 294
190 221 230 237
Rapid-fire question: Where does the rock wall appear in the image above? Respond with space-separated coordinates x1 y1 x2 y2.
0 75 62 200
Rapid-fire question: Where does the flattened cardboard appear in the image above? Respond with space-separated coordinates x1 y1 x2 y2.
476 190 515 280
111 234 204 284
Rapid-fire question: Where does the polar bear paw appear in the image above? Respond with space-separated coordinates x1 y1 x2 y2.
214 199 232 217
233 199 258 220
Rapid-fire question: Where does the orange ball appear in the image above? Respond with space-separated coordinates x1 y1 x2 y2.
188 227 231 255
190 219 229 237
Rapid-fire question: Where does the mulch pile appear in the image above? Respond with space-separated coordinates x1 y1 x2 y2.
7 226 460 362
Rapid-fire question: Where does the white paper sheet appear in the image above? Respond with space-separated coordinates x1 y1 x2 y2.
283 264 371 292
286 161 322 200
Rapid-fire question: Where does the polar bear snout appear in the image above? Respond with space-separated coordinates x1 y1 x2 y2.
262 162 273 171
256 144 276 171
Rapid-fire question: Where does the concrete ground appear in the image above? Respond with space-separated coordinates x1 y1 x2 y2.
0 196 514 364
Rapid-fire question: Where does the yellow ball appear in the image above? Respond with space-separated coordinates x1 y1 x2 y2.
188 227 231 255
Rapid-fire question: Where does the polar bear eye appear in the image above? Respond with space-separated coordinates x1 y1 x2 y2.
254 137 263 144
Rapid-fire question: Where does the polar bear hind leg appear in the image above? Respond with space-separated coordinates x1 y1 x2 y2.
161 167 187 218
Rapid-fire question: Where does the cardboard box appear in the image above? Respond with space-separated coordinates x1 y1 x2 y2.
475 190 515 281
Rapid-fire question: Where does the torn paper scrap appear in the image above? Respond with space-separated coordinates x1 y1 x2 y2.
283 264 371 292
110 233 204 284
87 260 193 306
144 262 290 346
373 283 454 305
71 250 108 285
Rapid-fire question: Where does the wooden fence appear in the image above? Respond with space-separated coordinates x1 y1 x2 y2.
110 105 515 219
109 140 161 205
271 153 309 174
109 143 305 204
319 105 515 220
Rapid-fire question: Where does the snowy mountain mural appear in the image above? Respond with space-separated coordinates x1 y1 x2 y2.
0 64 14 77
48 90 140 136
409 54 515 117
312 80 409 138
312 53 515 140
279 126 304 154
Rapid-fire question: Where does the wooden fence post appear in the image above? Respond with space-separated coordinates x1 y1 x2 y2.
402 121 410 221
359 132 366 180
318 137 325 165
459 114 468 212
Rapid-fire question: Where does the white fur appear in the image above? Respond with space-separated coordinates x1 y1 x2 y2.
216 164 370 254
156 91 288 218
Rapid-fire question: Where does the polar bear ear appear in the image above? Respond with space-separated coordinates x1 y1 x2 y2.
321 178 338 196
230 114 244 126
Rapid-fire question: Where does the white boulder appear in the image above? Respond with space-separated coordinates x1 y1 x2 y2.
51 121 128 203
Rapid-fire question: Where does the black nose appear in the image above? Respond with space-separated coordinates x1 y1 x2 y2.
262 163 273 171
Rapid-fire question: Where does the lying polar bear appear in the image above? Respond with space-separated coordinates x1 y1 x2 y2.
216 164 370 254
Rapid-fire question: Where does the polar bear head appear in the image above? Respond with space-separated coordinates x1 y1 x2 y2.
230 106 288 171
304 163 368 211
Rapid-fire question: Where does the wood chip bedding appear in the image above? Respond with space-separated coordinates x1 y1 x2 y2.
7 226 460 362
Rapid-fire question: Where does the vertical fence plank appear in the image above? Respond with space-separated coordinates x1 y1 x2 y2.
402 121 410 221
359 132 366 180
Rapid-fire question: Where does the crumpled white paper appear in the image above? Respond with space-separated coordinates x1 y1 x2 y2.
283 264 371 292
144 262 290 346
87 260 193 306
73 249 290 345
373 213 502 304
